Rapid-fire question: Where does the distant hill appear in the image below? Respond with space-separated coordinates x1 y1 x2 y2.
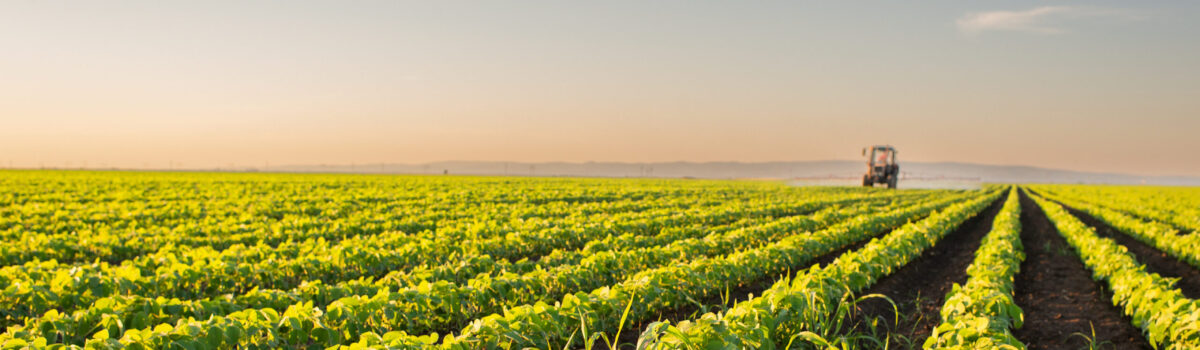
270 160 1200 186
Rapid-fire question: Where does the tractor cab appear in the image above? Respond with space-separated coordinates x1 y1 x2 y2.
862 145 899 189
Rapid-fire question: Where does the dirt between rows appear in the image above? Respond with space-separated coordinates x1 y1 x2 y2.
1055 201 1200 299
614 190 1194 349
612 214 901 347
847 193 1006 349
1012 190 1149 350
614 196 996 348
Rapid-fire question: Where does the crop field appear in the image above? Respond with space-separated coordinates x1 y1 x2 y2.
0 171 1197 349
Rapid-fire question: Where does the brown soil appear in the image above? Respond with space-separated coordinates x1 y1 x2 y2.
848 193 1006 349
1012 189 1149 350
613 217 900 348
615 197 992 348
1056 203 1200 299
1072 199 1195 236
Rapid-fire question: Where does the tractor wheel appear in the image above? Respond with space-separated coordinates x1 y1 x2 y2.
887 176 897 189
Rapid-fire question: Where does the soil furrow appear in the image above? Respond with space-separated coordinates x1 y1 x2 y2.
1055 202 1200 299
847 192 1006 349
613 218 899 346
1012 190 1149 350
1057 194 1196 236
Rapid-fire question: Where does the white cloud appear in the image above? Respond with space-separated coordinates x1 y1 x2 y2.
956 6 1139 35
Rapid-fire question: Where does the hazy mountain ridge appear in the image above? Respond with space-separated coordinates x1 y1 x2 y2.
271 160 1200 186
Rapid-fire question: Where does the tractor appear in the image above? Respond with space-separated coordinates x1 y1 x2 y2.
862 145 899 189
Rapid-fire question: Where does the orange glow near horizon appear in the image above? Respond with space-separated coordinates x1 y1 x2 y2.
2 2 1198 176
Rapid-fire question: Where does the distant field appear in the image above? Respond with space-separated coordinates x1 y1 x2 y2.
790 177 983 190
0 171 1196 349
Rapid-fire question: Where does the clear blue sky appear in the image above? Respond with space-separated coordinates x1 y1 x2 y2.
2 1 1198 176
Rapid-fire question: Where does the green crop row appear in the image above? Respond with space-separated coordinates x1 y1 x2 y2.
0 173 694 265
342 191 988 349
294 194 935 337
1 191 977 349
0 193 945 347
0 194 699 268
0 172 867 243
1033 189 1200 269
0 191 785 275
1031 194 1200 349
0 196 848 344
4 172 869 269
1032 185 1200 234
0 171 992 350
924 187 1025 349
0 191 875 329
634 191 1000 349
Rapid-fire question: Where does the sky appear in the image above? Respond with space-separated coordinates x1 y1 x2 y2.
2 1 1198 176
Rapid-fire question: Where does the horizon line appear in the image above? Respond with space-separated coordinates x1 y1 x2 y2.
5 159 1197 179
